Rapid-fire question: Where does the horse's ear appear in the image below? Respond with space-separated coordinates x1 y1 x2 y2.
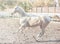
15 6 18 9
14 6 18 9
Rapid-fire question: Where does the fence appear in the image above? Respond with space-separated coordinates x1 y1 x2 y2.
30 7 60 13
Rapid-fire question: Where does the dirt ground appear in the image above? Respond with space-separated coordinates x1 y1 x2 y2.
0 18 60 44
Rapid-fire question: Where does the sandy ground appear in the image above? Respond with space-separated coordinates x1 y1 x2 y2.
0 18 60 44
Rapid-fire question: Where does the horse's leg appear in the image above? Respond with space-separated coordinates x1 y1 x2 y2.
18 23 26 33
36 18 45 37
38 16 51 37
38 29 45 37
18 21 29 33
33 18 45 41
34 17 51 41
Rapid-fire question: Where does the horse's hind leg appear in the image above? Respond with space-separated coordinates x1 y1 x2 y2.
38 19 45 37
33 28 45 42
38 28 45 37
33 21 45 41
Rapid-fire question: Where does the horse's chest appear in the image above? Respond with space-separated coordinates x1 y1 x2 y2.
20 17 29 24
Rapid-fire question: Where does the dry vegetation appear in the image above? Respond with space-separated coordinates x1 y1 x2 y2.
0 0 60 11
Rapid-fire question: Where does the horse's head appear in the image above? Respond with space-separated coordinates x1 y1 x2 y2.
11 7 18 15
11 6 26 16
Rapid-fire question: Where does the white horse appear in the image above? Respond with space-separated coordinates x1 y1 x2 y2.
11 6 54 38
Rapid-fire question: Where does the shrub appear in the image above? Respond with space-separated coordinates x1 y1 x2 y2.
0 4 6 11
18 1 32 12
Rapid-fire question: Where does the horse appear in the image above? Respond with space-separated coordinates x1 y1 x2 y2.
11 6 52 38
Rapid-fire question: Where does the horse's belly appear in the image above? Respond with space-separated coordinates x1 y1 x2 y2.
28 17 40 26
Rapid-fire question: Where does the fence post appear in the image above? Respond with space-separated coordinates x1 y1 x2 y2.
54 6 56 15
35 7 37 13
48 6 49 13
41 6 42 13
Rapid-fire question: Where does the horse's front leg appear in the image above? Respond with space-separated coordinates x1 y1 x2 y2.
18 23 26 33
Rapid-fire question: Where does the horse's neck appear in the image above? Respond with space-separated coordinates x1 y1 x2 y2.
18 9 27 17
